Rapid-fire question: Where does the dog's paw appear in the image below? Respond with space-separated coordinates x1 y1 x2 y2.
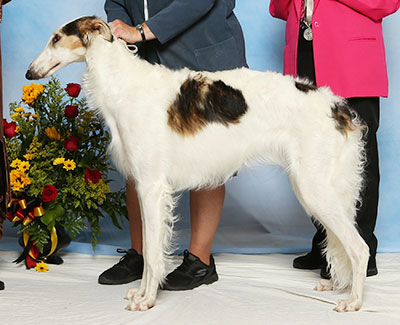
334 298 361 312
135 300 155 311
314 279 333 291
125 287 144 301
125 298 155 311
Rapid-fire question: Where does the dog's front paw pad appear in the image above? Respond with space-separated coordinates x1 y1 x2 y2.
334 299 361 312
314 279 333 291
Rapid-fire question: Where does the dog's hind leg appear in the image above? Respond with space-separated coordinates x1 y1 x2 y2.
324 224 369 312
125 180 174 311
293 175 368 312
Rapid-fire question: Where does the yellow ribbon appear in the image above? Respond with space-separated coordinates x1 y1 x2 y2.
23 226 58 260
8 198 18 208
12 216 23 223
18 199 27 210
33 205 44 217
22 217 32 226
10 201 44 226
48 226 58 257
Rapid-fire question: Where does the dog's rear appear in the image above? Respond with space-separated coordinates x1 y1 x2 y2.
282 88 368 311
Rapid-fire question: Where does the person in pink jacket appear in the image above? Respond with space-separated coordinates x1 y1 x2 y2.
270 0 400 279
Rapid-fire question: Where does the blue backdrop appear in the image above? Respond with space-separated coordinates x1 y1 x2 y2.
1 1 399 255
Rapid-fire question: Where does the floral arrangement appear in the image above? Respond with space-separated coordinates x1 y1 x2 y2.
4 77 126 270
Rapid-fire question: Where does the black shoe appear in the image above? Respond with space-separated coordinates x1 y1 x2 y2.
0 281 4 290
320 257 378 279
46 254 64 265
98 248 143 285
293 252 325 270
161 250 218 291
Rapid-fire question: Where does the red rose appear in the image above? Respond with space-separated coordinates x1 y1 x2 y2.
65 105 79 118
64 135 79 151
65 83 81 97
3 119 17 138
85 168 102 184
42 184 58 202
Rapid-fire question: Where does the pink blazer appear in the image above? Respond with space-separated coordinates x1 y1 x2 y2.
269 0 400 98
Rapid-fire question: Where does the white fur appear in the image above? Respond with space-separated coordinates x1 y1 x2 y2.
27 17 370 312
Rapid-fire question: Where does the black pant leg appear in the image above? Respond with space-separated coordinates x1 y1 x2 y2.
347 97 380 259
297 28 316 83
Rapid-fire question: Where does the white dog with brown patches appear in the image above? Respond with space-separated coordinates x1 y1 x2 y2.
26 16 370 312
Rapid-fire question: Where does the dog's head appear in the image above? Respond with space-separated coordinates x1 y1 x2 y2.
26 16 113 80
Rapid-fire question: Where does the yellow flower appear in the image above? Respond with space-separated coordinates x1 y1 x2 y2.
31 114 38 119
15 126 20 134
15 106 25 113
10 170 24 189
53 157 65 165
45 126 61 140
11 180 24 192
11 112 21 121
22 83 44 105
22 177 32 186
10 169 29 191
10 169 20 182
22 113 31 118
24 153 33 160
63 159 76 171
10 159 22 168
18 161 30 172
35 261 49 272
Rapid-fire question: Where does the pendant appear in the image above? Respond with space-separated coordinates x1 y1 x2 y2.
303 27 313 41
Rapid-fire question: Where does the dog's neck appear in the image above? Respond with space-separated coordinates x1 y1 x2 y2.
88 37 167 73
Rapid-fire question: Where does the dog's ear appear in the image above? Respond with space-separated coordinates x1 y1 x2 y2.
80 17 113 46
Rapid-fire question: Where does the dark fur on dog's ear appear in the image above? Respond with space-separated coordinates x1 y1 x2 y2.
63 16 113 47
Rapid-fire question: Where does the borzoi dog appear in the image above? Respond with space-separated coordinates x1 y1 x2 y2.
26 16 369 312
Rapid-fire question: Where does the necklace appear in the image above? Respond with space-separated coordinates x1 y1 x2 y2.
300 0 314 41
302 21 313 41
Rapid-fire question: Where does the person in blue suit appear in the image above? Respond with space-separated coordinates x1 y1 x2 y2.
99 0 247 291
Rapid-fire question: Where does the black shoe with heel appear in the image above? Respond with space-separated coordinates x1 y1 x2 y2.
320 256 378 279
293 251 325 270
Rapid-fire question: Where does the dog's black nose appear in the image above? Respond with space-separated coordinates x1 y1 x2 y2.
25 70 33 80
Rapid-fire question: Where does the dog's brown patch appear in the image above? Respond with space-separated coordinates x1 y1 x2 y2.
295 80 317 93
58 34 83 50
168 75 248 136
331 102 358 135
62 16 113 47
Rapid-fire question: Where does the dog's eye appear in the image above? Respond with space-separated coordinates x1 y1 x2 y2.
52 34 61 44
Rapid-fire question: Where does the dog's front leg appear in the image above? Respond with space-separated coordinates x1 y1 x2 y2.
125 181 173 311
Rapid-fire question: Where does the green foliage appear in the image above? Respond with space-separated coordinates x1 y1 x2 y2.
6 77 127 253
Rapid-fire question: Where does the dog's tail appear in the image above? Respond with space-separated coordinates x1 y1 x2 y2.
331 100 367 136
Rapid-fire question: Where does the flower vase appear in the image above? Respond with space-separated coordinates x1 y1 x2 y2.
18 224 71 267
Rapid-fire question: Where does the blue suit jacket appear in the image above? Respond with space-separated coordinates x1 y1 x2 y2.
104 0 247 71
